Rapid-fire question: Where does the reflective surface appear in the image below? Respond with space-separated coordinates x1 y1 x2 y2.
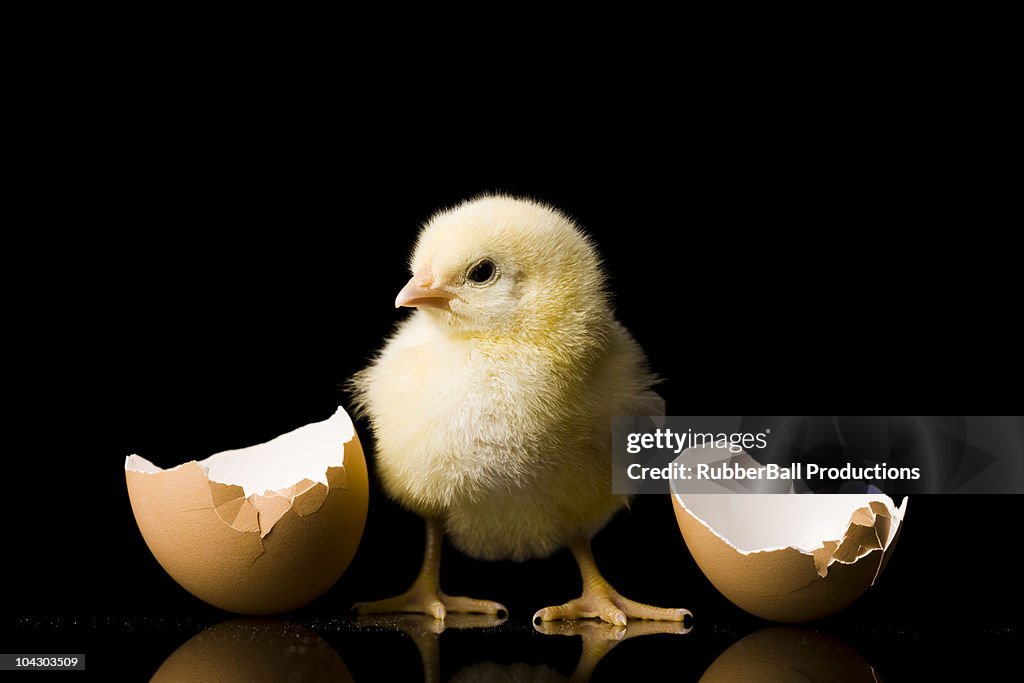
5 615 1018 681
151 619 352 682
699 627 876 682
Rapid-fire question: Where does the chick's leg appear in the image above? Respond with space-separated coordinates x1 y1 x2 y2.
533 538 691 626
353 518 507 620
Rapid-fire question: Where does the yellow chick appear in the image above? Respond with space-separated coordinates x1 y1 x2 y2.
352 195 689 626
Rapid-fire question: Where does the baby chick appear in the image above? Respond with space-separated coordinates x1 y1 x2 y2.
352 195 689 626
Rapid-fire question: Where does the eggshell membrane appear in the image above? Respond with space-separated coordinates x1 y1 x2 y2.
673 493 906 622
151 619 353 683
699 627 877 682
126 407 367 614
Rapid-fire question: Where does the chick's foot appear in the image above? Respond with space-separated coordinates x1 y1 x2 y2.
533 586 690 626
533 539 691 626
354 589 506 620
352 517 507 620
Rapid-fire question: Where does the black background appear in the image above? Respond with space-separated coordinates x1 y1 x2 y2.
6 54 1020 679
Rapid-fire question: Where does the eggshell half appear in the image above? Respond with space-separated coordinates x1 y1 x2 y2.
126 406 367 614
673 492 906 622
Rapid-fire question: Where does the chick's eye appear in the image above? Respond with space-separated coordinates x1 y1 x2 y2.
467 259 497 284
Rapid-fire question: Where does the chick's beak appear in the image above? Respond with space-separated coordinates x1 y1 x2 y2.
395 267 456 309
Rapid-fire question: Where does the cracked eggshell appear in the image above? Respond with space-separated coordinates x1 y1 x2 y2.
673 493 907 622
126 406 367 614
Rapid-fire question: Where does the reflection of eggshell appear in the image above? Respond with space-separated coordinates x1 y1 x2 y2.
126 407 367 614
673 492 906 622
151 619 352 683
700 627 877 683
450 662 564 683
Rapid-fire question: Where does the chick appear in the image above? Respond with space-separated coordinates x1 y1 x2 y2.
352 195 689 626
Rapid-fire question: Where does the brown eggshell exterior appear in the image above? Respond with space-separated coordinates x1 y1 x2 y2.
127 435 368 614
672 495 898 622
151 619 353 682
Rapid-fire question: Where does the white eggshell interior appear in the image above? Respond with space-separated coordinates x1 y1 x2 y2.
125 407 354 497
677 494 904 554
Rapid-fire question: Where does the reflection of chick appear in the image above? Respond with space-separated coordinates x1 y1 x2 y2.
353 196 689 625
454 622 691 683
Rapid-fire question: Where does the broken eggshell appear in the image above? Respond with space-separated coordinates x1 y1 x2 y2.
125 406 367 614
673 464 906 622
